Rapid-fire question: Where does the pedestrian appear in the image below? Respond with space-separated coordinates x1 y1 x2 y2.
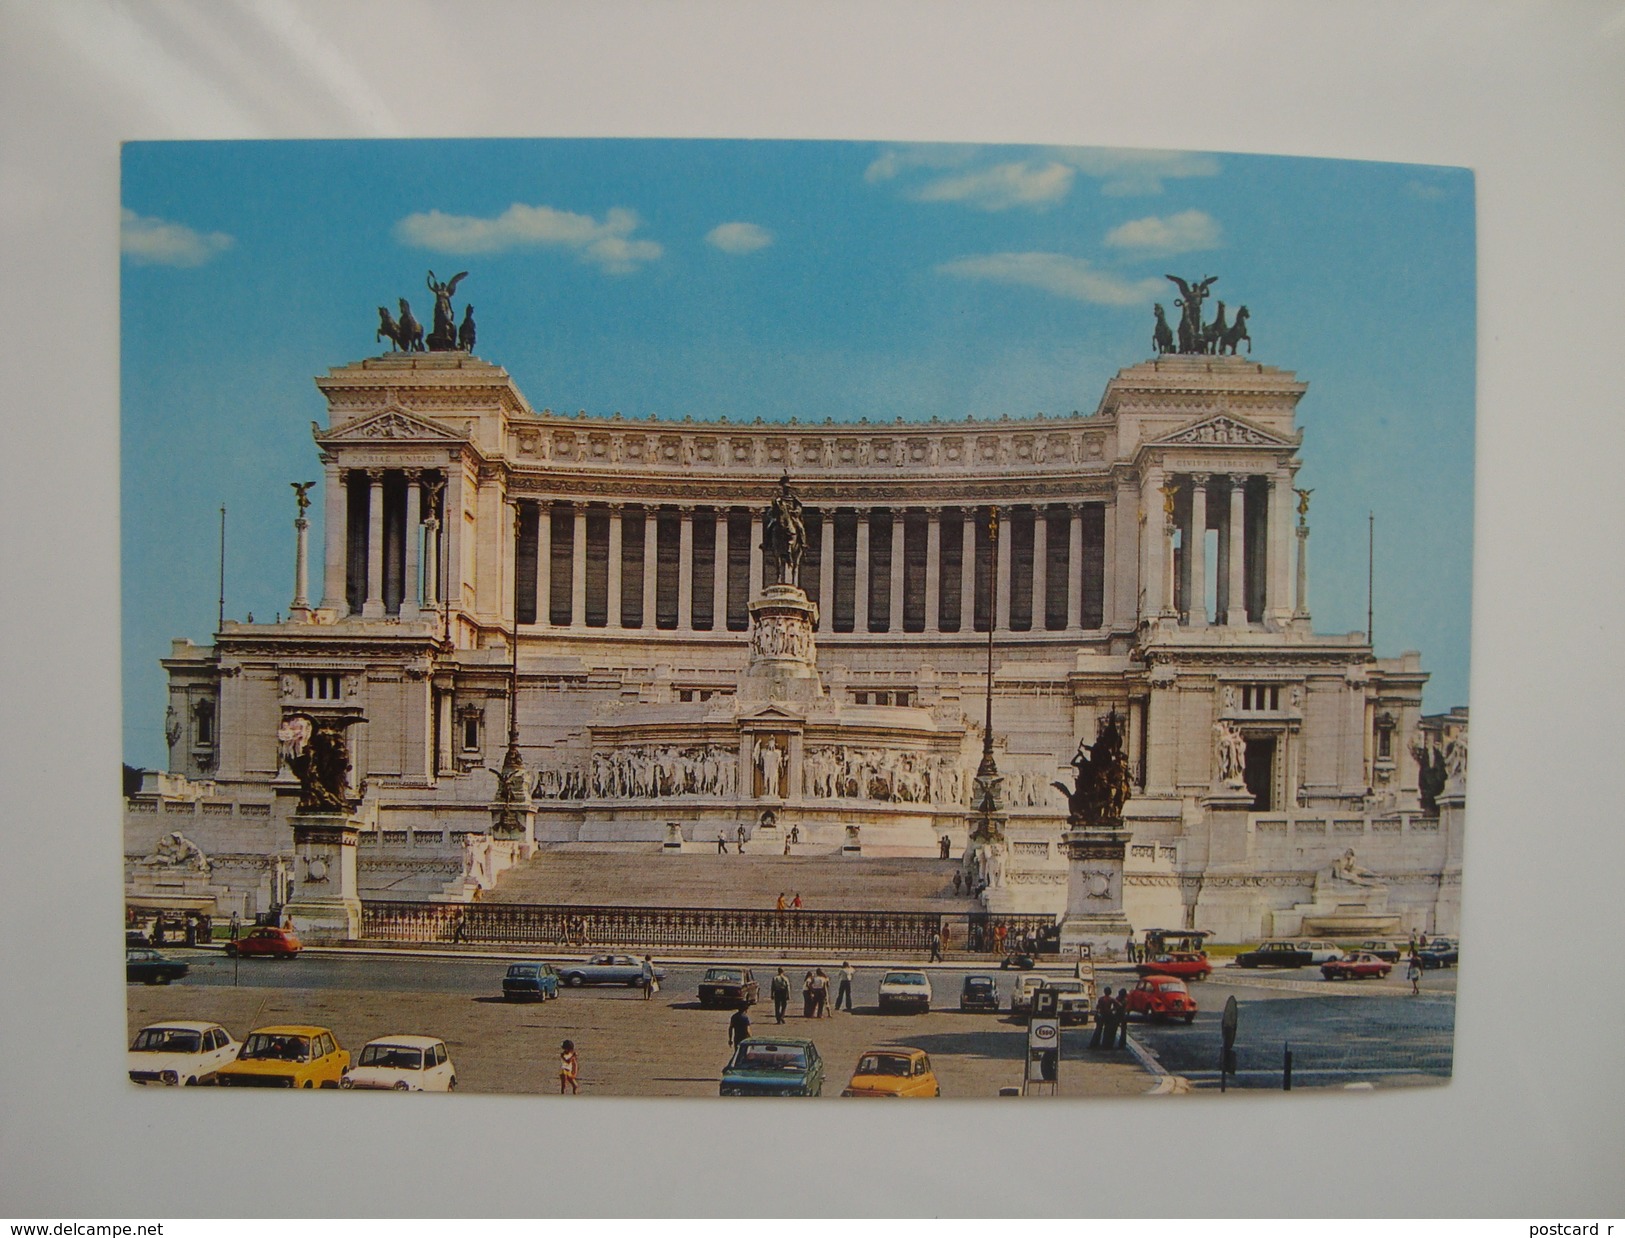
836 961 854 1011
771 967 791 1023
1090 989 1112 1049
994 923 1007 955
940 835 952 860
228 910 241 942
952 870 963 896
640 954 656 1000
558 1040 579 1094
1407 952 1422 996
791 891 803 910
1116 989 1130 1049
788 824 800 845
802 970 816 1018
811 968 831 1017
783 836 792 856
729 1002 752 1046
737 823 747 854
929 932 943 963
775 892 787 911
1124 934 1137 964
940 923 952 955
716 829 727 855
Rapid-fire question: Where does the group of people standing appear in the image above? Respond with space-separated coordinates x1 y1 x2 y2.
761 962 855 1024
1088 988 1132 1051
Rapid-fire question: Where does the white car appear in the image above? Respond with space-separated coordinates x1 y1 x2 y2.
1009 972 1049 1015
340 1035 457 1091
877 971 933 1014
1299 939 1346 964
128 1021 240 1086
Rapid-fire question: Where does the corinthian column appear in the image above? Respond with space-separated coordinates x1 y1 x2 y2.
854 511 871 632
642 506 658 628
535 500 551 624
888 510 905 632
402 470 422 617
291 487 312 617
607 503 624 630
1268 470 1293 626
960 508 977 631
571 503 587 628
924 507 942 632
712 508 728 631
677 506 695 632
362 469 386 618
994 511 1012 632
1031 506 1049 631
1066 503 1084 631
818 511 835 633
319 461 346 612
748 510 764 599
1187 474 1208 628
1226 475 1248 626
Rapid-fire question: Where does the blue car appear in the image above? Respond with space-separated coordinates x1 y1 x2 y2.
502 961 561 1001
556 953 665 988
720 1037 825 1097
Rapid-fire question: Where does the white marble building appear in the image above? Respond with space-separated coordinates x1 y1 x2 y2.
127 347 1464 939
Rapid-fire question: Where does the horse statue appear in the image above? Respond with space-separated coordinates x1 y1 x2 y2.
1152 303 1175 355
760 473 807 587
1203 301 1229 354
1166 274 1217 354
1052 711 1132 829
376 306 402 351
1218 305 1251 355
458 304 477 353
396 298 425 352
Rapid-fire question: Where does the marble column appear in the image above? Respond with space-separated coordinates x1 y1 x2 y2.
1268 470 1293 625
924 507 942 632
422 512 441 611
571 504 587 628
677 506 695 632
748 512 764 599
1066 504 1084 631
1226 475 1248 626
994 510 1012 632
292 503 312 617
319 461 345 611
1187 474 1209 627
1295 519 1311 620
362 469 386 618
642 507 659 628
960 508 977 631
888 510 905 632
402 471 422 617
854 511 871 632
535 500 551 625
1032 506 1049 631
607 504 624 630
818 510 835 632
712 508 729 631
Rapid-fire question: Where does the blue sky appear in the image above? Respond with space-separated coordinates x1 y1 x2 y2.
121 138 1475 768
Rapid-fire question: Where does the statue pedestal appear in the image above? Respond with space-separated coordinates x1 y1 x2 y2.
662 821 684 853
282 811 367 943
1058 826 1133 959
1270 873 1397 937
740 584 822 704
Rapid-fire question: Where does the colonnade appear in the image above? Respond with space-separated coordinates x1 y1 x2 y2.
520 500 1112 636
321 467 444 618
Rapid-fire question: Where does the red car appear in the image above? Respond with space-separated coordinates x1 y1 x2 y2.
1125 975 1197 1023
1320 951 1392 981
1135 951 1213 982
225 926 302 959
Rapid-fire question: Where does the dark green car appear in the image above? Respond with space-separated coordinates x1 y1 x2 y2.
719 1037 824 1097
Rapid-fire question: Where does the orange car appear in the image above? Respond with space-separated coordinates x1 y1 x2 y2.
841 1047 940 1098
215 1025 350 1088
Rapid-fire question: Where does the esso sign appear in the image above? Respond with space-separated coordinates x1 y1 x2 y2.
1032 1022 1057 1043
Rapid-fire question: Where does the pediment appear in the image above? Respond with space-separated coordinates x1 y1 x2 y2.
1147 413 1293 449
318 407 465 445
739 704 805 724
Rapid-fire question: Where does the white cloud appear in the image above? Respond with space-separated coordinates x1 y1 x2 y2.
706 221 773 254
120 208 233 267
1050 147 1223 196
913 161 1074 211
938 252 1164 305
1105 210 1222 255
394 203 663 273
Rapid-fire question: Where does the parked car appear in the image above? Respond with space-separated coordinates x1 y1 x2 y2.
341 1035 456 1091
1125 975 1198 1023
959 974 1000 1013
128 1021 239 1086
502 961 561 1001
1041 978 1095 1025
1356 940 1404 963
1321 951 1393 981
126 948 189 985
1234 939 1343 968
1299 940 1346 964
215 1025 350 1088
877 970 933 1014
556 953 665 987
126 929 151 948
1136 951 1213 982
1417 938 1459 969
698 967 759 1008
841 1048 940 1098
719 1037 824 1097
1010 972 1050 1015
224 926 301 959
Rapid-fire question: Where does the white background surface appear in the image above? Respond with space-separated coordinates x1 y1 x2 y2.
2 0 1622 1218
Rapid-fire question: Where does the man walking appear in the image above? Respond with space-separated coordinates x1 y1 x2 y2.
1092 989 1116 1050
716 829 727 855
737 823 747 854
1407 952 1423 996
1115 988 1130 1049
640 954 656 1000
728 1002 752 1047
771 967 791 1023
835 961 854 1012
929 932 943 963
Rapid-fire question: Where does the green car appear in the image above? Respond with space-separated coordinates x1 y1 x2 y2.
719 1037 824 1097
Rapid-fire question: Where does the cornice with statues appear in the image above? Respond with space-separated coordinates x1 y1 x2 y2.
501 470 1123 507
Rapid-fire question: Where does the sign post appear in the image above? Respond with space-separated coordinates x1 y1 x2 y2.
1220 995 1239 1092
1024 986 1061 1096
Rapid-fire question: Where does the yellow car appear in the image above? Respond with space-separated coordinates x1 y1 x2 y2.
841 1047 940 1098
215 1025 351 1089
